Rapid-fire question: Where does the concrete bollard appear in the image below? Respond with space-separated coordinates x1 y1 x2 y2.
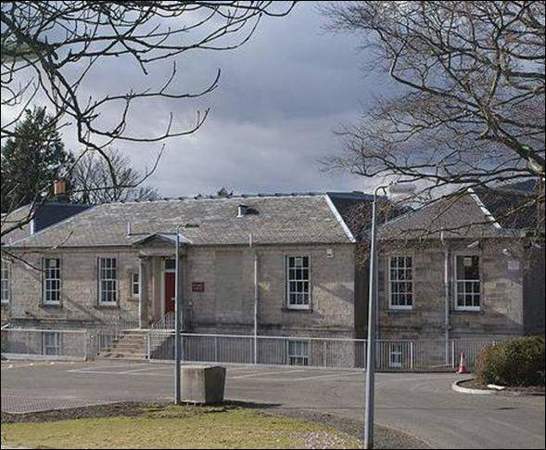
181 365 226 404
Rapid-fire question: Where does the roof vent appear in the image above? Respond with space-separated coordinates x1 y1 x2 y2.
237 204 249 217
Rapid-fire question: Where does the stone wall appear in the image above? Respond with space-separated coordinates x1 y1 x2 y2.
376 238 527 340
184 244 356 338
5 243 357 339
6 248 141 327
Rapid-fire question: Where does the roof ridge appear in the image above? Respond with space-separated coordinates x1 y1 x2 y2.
105 192 329 206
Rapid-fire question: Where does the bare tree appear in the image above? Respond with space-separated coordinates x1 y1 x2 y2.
322 1 545 236
1 1 296 235
71 149 159 205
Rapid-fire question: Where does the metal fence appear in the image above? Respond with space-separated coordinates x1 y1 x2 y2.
1 328 90 360
147 331 506 371
1 325 510 370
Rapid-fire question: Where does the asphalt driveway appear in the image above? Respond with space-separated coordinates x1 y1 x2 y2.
1 360 544 449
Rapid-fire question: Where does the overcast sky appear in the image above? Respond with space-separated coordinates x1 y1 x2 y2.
6 3 396 198
102 2 397 198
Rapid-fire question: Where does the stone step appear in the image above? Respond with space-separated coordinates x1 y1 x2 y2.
115 339 146 346
106 339 146 348
100 352 148 360
98 329 169 360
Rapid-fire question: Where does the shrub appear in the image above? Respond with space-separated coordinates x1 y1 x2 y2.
476 336 545 386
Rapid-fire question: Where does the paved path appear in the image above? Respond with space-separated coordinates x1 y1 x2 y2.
2 360 544 449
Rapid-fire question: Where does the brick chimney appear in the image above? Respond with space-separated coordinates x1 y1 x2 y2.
53 179 68 202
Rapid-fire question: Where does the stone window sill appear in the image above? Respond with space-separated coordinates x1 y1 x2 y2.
386 308 414 314
451 309 484 315
94 304 120 310
39 303 62 309
282 307 314 313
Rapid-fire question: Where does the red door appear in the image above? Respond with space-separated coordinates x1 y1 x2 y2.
165 272 176 313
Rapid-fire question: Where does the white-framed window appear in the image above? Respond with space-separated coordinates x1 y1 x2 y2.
389 343 404 369
455 255 481 311
42 331 61 356
98 257 118 305
288 340 309 366
42 258 61 305
389 256 413 309
1 259 10 304
286 256 310 309
131 272 140 298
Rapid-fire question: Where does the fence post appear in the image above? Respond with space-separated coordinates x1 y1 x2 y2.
451 340 455 368
323 340 327 367
84 330 88 361
410 342 414 370
214 336 218 363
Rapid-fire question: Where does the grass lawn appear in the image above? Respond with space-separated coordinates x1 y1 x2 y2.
1 404 361 449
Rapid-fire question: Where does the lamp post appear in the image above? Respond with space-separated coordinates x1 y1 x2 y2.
127 224 191 405
364 182 416 449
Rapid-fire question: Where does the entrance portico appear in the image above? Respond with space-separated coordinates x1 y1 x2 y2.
133 234 189 329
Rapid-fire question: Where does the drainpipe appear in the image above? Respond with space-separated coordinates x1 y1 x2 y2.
441 230 450 366
250 233 259 365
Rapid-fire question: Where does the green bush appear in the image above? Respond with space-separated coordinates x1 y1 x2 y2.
476 336 545 386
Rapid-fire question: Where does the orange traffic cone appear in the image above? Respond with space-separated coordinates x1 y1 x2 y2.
456 352 470 374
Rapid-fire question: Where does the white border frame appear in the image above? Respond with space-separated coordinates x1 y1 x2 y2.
130 271 140 299
0 258 11 305
285 255 312 310
42 257 62 306
387 255 414 311
453 253 482 312
388 343 403 369
42 331 62 356
98 256 119 306
287 338 310 366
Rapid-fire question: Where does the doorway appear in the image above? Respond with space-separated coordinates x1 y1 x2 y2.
164 258 176 314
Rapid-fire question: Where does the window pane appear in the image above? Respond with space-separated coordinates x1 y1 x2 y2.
43 258 61 304
99 258 117 303
287 256 310 307
390 256 413 308
456 257 480 309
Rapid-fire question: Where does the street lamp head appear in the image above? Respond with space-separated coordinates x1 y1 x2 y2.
388 182 417 197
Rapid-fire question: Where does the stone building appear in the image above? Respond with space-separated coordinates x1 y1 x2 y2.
1 185 543 366
376 185 545 360
1 193 366 339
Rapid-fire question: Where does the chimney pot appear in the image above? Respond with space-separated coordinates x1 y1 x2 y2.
53 180 67 197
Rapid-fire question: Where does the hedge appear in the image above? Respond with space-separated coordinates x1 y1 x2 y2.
476 336 545 386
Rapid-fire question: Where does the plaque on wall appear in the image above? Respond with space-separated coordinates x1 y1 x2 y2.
192 282 205 293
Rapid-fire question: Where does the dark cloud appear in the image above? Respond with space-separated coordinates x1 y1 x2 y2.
7 4 391 197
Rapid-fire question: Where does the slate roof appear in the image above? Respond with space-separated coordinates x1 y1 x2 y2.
473 183 540 230
7 194 358 249
327 192 408 241
1 202 90 246
1 205 32 246
379 183 541 240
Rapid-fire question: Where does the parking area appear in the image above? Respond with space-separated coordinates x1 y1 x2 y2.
2 360 545 449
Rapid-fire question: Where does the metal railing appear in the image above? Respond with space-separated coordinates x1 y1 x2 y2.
150 309 193 331
86 318 141 356
1 328 90 360
147 332 507 370
1 325 511 370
